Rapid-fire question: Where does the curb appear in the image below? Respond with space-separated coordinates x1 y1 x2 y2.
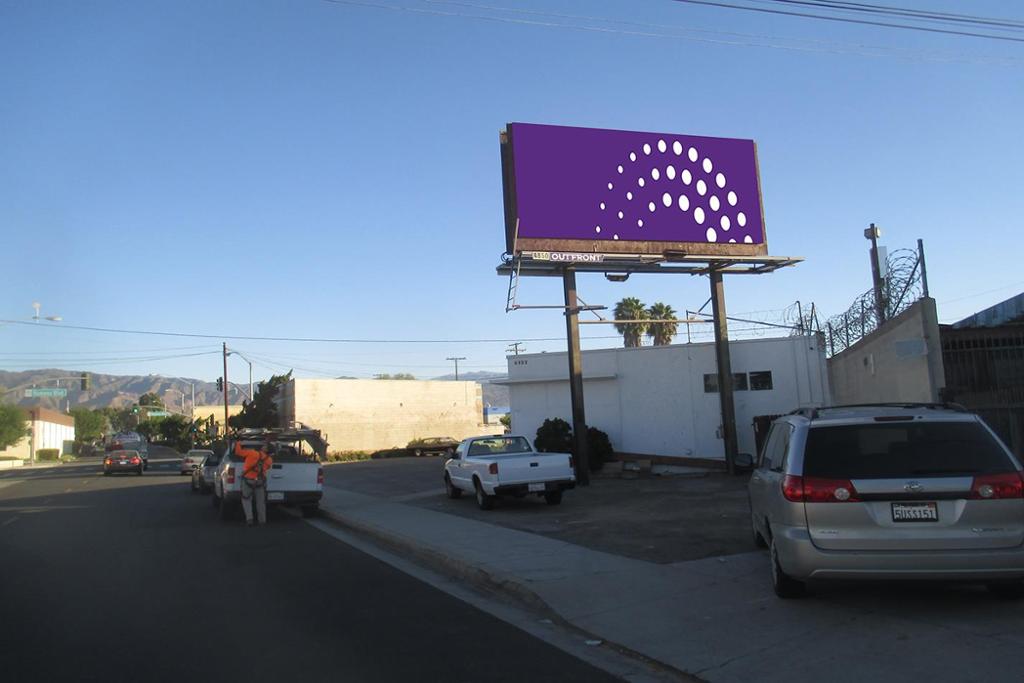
317 505 703 682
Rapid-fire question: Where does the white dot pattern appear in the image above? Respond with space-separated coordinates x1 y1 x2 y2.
596 139 759 245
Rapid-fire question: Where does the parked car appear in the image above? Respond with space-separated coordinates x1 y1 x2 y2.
181 449 213 475
191 451 221 494
103 450 144 476
748 403 1024 599
443 435 575 510
211 428 327 519
408 436 459 457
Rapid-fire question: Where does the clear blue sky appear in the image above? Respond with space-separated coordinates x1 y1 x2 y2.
2 0 1022 383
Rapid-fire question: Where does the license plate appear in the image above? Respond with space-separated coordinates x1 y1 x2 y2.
267 492 284 501
892 502 938 522
528 483 545 492
119 460 127 465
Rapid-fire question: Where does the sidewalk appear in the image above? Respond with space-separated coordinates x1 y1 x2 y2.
319 483 1024 683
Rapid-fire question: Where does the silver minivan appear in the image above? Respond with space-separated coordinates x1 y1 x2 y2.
749 404 1024 598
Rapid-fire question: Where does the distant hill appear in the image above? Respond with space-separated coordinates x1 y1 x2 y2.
431 371 509 407
0 369 243 411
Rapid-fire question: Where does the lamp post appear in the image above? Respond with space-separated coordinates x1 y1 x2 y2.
226 350 253 401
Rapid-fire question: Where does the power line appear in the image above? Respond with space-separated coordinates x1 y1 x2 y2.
321 0 1019 64
758 0 1024 31
0 318 623 345
671 0 1024 43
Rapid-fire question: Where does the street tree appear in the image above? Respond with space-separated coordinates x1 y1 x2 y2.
229 371 292 430
138 392 164 407
646 302 679 346
70 408 107 442
613 297 649 348
0 405 29 451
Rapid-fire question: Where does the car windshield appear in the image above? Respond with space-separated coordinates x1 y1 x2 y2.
803 421 1014 479
468 437 532 456
188 451 212 458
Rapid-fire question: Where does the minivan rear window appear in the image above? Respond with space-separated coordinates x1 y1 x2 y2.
803 421 1014 479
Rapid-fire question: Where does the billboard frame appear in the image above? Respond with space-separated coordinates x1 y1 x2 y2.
500 124 770 259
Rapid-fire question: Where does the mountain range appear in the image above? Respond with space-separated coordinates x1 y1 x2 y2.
0 369 510 411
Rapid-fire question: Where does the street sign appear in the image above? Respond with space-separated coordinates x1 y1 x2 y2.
145 410 170 417
23 388 68 398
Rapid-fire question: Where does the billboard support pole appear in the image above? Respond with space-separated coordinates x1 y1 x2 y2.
562 268 590 485
710 268 739 475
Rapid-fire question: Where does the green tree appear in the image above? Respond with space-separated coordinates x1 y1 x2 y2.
101 406 135 433
613 297 649 348
136 420 160 441
70 408 107 442
158 414 191 450
138 392 164 407
646 302 679 346
0 405 29 451
229 371 292 430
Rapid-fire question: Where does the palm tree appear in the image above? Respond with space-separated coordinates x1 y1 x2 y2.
647 302 679 346
613 297 649 348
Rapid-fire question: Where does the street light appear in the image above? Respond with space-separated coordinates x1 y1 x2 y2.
31 302 62 322
226 350 253 401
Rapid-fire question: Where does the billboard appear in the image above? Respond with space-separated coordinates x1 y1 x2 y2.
501 123 767 258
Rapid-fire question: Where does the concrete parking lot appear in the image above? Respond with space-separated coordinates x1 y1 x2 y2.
321 456 1024 682
325 456 754 564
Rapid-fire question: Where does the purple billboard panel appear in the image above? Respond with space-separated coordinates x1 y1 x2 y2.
502 123 766 257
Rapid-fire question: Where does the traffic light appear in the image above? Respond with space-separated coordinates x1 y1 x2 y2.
131 406 139 414
80 373 90 391
216 377 223 392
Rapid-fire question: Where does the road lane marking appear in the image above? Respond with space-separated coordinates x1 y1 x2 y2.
2 516 19 527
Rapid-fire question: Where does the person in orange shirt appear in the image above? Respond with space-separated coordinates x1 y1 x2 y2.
234 436 275 526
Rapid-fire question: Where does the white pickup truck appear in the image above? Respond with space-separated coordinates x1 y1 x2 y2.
212 428 327 520
443 435 576 510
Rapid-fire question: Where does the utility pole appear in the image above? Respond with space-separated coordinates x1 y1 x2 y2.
710 268 739 475
190 382 195 419
563 268 590 485
446 357 467 381
222 342 229 433
506 342 525 356
865 224 886 324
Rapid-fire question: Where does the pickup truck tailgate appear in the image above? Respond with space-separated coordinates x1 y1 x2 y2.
495 453 573 485
266 462 321 493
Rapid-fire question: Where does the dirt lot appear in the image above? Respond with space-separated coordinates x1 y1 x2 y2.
324 457 754 564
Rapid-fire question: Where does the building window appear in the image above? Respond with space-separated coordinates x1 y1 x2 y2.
750 371 773 391
703 373 749 392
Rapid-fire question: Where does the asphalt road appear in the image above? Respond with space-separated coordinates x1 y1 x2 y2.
0 454 621 683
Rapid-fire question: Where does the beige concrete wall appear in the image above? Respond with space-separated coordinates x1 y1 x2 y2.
828 297 945 405
192 405 243 431
282 379 491 453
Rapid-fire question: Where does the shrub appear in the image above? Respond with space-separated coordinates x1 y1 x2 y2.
586 427 613 472
36 449 60 462
325 451 373 463
534 418 573 453
535 418 614 472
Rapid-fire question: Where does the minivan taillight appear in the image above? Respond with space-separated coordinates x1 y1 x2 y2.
226 467 236 484
568 456 574 470
782 475 804 502
317 467 324 485
970 473 1024 500
802 477 860 503
782 475 859 503
488 463 499 475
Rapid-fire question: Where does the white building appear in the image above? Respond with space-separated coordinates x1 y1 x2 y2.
499 336 830 462
0 407 76 462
